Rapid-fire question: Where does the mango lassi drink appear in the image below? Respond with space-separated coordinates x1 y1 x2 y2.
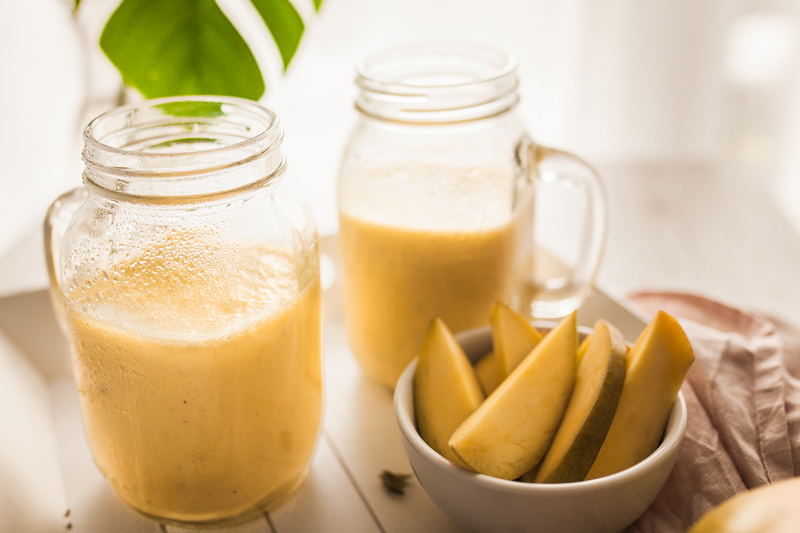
338 213 515 388
64 232 322 524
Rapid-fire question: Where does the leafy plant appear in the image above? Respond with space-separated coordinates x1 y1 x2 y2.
75 0 323 100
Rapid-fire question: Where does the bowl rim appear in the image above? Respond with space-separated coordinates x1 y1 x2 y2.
393 323 689 494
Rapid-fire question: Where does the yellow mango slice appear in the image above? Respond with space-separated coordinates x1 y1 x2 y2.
490 302 543 380
474 351 502 396
533 320 627 483
449 312 577 480
414 318 485 468
577 333 591 367
586 310 694 479
689 477 800 533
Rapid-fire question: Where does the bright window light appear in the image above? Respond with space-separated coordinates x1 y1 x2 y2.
726 12 798 86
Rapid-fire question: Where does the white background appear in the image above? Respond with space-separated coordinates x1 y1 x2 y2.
2 0 800 303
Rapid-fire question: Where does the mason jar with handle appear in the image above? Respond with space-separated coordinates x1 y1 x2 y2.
337 44 606 389
45 96 322 526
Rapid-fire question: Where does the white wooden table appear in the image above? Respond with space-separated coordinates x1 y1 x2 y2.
4 3 800 529
0 235 650 533
2 161 799 532
595 161 800 328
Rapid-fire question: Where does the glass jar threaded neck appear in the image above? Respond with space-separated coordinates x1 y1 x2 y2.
355 44 520 124
82 96 285 202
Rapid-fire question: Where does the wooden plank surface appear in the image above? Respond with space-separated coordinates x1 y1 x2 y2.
595 162 800 326
0 236 659 532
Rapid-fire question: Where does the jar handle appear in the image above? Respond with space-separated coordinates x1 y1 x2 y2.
515 138 607 318
44 187 88 332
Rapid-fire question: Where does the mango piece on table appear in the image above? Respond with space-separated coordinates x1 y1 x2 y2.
689 477 800 533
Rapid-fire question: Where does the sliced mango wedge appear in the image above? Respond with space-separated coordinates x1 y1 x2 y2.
534 320 627 483
474 351 502 396
586 310 694 479
449 312 577 480
414 317 485 468
490 301 543 381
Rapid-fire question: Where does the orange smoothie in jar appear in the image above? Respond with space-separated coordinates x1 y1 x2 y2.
64 232 322 524
338 213 515 388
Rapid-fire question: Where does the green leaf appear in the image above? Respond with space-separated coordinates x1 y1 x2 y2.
100 0 265 100
249 0 305 70
74 0 81 12
155 100 224 118
313 0 323 11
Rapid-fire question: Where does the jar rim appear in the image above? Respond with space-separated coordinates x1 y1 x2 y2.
356 42 517 90
84 95 280 161
82 96 285 201
354 43 520 123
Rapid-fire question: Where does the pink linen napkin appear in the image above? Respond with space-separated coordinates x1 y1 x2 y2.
622 292 800 532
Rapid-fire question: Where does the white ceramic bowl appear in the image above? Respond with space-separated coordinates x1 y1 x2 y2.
394 324 688 533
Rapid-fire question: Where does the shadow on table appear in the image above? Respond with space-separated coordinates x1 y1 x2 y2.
0 289 71 381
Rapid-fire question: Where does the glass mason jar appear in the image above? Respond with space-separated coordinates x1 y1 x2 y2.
337 45 606 388
45 97 322 526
